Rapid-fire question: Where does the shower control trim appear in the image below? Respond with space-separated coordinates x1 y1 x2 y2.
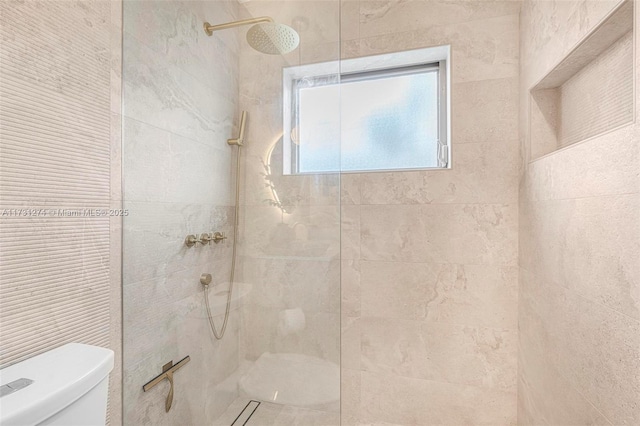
212 232 227 243
184 232 227 247
184 234 200 247
200 233 213 245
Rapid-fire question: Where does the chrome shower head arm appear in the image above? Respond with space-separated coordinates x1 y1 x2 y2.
203 17 274 36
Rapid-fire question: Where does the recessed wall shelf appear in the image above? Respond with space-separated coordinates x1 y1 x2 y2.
529 0 634 160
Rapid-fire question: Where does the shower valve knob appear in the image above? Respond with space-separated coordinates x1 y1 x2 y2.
184 234 200 247
212 232 227 243
200 233 213 245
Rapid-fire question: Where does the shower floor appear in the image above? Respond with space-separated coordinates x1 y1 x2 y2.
213 397 339 426
238 352 340 409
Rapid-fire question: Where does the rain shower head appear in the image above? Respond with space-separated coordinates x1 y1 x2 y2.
204 17 300 55
246 22 299 55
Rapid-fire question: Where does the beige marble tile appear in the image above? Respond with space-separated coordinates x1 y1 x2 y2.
123 117 232 205
358 13 519 84
124 295 242 424
360 261 438 321
341 316 361 370
239 52 290 105
122 201 234 284
341 368 361 426
240 203 340 259
519 1 640 422
358 0 520 39
362 261 516 327
341 205 361 260
299 40 342 64
243 158 340 208
361 317 516 392
356 29 418 56
123 0 240 98
551 287 640 425
518 269 613 426
525 124 639 200
341 0 361 41
452 77 519 144
341 39 362 59
239 257 340 314
520 268 640 425
120 2 244 421
341 259 361 317
123 34 236 144
521 0 622 90
521 194 640 320
360 203 518 265
340 173 361 205
360 370 516 425
358 140 519 205
426 264 518 330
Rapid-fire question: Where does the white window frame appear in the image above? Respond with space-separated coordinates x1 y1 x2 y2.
283 45 451 174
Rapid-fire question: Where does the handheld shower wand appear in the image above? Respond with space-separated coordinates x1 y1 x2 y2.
203 111 247 340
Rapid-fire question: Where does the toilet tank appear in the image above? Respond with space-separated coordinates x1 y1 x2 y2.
0 343 114 426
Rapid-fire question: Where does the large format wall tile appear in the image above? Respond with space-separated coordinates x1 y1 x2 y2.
360 370 516 425
519 268 640 425
521 193 639 320
358 141 519 205
333 2 521 422
122 1 241 423
524 124 639 201
360 261 518 329
361 203 518 265
359 0 520 39
233 1 520 423
123 0 239 98
360 317 517 392
519 1 640 423
452 77 519 144
341 259 361 317
357 13 519 84
123 33 236 145
122 201 233 284
123 118 232 205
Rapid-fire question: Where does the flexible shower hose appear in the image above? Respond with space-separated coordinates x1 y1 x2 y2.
204 144 242 340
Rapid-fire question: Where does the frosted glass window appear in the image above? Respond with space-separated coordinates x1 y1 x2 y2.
291 63 446 174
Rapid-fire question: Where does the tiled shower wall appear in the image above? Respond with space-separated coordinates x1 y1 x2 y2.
0 1 122 423
121 1 241 423
339 1 521 424
519 0 640 424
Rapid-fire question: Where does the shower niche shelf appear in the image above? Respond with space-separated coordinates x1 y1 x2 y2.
529 0 634 161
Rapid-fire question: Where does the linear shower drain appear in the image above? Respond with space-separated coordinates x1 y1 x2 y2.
230 400 261 426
